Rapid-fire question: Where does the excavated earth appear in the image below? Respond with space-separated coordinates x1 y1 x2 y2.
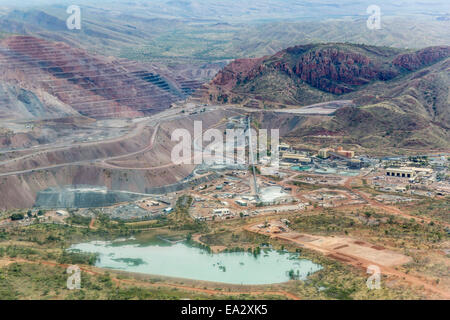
0 109 236 209
0 35 235 209
0 35 203 120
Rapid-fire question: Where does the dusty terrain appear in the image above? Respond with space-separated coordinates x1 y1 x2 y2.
0 105 240 209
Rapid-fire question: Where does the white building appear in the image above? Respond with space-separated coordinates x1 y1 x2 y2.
212 208 232 216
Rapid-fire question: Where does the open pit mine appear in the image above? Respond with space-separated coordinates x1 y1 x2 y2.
0 35 236 210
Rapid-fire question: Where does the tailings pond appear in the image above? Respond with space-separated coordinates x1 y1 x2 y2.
70 240 322 285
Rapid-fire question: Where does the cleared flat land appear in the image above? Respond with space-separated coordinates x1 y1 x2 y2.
247 222 411 267
273 100 354 115
245 221 449 299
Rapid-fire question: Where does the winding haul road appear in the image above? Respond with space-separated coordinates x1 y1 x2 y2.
0 100 354 178
0 105 218 177
0 104 251 176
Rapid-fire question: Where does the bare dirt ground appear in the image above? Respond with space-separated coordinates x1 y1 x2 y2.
192 234 227 253
344 176 450 228
245 222 450 299
89 218 96 230
0 258 15 267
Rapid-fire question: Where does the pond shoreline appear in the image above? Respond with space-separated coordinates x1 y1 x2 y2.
69 238 322 285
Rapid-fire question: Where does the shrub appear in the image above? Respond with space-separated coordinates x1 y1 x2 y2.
10 213 24 221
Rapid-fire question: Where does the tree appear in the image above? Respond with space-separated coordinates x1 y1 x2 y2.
287 269 300 280
10 213 24 221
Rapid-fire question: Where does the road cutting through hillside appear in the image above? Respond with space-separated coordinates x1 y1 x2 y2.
0 118 149 166
0 123 159 177
0 106 245 176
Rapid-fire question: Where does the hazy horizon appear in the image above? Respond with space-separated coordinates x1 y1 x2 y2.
0 0 448 22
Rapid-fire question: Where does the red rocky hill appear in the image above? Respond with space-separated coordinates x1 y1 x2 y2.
207 43 449 97
201 43 450 151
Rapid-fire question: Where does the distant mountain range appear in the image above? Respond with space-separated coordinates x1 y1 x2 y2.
202 43 450 150
0 2 448 152
0 5 448 66
1 0 448 22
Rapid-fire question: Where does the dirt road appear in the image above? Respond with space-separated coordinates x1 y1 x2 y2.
344 176 449 227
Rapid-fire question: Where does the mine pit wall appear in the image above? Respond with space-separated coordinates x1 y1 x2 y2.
35 189 145 209
0 109 241 209
35 172 219 209
1 36 204 120
0 163 195 210
144 173 220 195
100 109 241 168
0 126 155 173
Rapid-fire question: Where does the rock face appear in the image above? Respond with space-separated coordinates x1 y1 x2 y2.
0 108 235 209
0 82 71 120
203 43 450 151
35 173 221 208
206 43 450 97
35 185 146 209
393 46 450 71
0 36 203 119
212 57 266 90
288 47 396 94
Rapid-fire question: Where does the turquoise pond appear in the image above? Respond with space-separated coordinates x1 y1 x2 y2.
69 241 322 285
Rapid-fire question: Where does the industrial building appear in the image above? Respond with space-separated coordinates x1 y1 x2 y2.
386 168 415 178
279 142 291 151
385 167 433 178
235 200 248 206
212 208 232 216
318 147 354 159
335 146 355 159
348 159 362 169
318 148 333 159
281 153 312 164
